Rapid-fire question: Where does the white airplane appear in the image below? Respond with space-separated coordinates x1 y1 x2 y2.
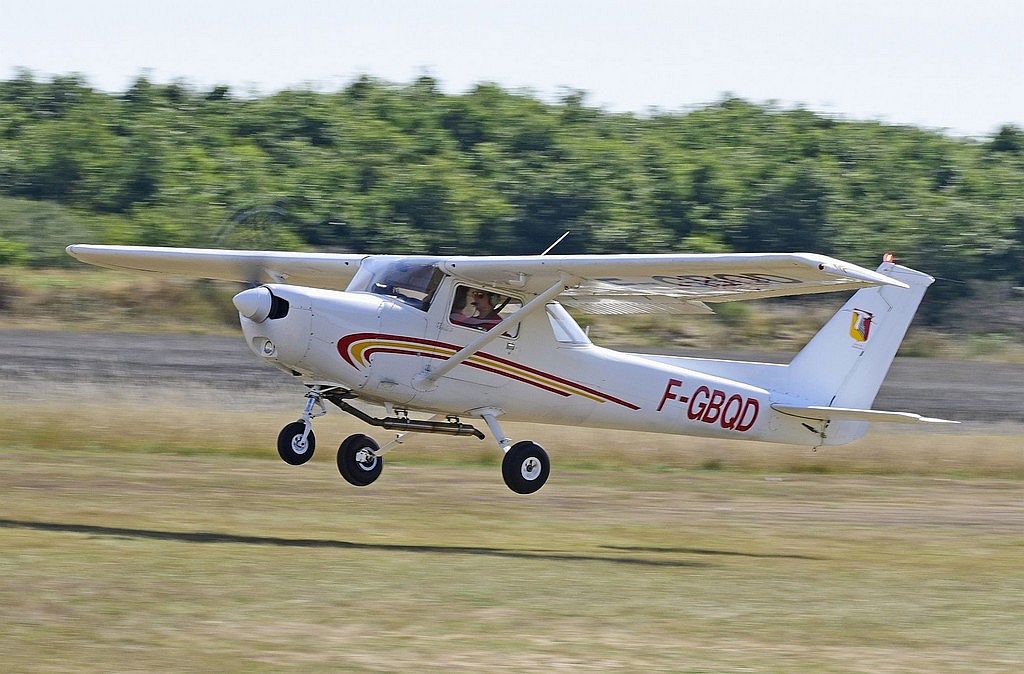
66 245 956 493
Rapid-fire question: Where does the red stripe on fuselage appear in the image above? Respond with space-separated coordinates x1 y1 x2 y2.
336 332 639 409
358 346 573 398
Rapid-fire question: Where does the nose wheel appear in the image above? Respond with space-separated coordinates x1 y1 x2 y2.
277 421 316 465
337 434 384 486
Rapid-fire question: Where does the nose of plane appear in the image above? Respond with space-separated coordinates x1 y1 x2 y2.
233 287 273 322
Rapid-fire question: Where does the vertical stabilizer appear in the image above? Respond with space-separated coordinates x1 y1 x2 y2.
784 262 933 414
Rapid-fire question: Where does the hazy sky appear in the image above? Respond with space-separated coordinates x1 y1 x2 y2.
1 0 1021 137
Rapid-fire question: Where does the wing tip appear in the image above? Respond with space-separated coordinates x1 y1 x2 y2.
842 265 911 289
802 254 911 289
66 243 102 262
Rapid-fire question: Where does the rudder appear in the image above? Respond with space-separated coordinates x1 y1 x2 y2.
784 261 934 412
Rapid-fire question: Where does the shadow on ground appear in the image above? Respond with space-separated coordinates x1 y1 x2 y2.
602 544 823 560
0 518 719 568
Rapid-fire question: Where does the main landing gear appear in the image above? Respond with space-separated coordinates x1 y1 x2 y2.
478 409 550 494
336 434 383 486
275 386 551 494
501 441 550 494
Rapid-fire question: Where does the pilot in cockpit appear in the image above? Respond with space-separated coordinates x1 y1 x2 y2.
451 288 503 330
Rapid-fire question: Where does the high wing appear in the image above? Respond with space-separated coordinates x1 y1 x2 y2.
441 253 908 314
66 245 365 289
67 246 906 315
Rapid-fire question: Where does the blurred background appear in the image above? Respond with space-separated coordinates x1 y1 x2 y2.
2 70 1024 350
1 2 1023 352
1 1 1023 348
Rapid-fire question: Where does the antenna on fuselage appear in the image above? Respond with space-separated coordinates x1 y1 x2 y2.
540 230 570 256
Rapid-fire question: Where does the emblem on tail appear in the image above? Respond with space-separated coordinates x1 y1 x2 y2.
849 309 874 342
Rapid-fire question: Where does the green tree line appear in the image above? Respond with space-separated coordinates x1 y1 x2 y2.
1 70 1023 307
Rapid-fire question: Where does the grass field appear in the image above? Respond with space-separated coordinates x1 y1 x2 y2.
1 443 1023 673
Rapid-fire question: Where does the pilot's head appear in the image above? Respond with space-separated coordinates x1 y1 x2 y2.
469 289 496 314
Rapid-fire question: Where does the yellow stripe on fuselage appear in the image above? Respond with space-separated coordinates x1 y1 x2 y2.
347 338 607 404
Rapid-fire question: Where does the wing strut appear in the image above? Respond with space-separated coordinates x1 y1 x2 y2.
414 273 569 389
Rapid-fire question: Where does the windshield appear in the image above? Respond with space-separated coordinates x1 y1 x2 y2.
350 259 444 311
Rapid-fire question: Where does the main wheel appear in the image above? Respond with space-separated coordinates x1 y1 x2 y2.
277 421 315 465
501 441 550 494
337 434 383 486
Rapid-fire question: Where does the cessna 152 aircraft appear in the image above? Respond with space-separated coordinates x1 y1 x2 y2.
66 244 955 493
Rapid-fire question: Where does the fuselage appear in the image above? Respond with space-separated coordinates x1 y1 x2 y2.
238 271 825 447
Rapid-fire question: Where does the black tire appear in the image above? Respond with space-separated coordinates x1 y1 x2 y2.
337 434 383 486
501 441 550 494
277 421 315 465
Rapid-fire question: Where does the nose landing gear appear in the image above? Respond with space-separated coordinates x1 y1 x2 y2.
275 386 330 465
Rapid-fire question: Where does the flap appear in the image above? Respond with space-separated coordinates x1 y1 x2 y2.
559 295 714 315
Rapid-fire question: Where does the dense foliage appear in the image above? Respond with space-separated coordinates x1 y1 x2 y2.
1 70 1023 309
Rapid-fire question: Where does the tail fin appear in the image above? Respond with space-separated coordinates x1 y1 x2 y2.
786 261 933 412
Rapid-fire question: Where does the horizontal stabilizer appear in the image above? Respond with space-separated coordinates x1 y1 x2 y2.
772 404 959 425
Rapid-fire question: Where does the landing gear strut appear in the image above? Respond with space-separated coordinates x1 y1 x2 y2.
276 385 486 487
478 409 550 494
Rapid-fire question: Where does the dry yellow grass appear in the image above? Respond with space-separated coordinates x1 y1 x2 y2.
3 398 1022 478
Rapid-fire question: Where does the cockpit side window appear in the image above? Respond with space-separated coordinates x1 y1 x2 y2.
449 285 522 337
